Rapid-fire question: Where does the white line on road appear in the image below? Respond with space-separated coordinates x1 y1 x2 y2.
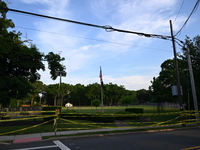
53 140 71 150
13 145 57 150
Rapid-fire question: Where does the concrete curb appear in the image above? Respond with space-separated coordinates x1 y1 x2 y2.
0 126 199 144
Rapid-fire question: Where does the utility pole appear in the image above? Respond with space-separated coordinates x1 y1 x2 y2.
169 20 184 112
185 47 199 123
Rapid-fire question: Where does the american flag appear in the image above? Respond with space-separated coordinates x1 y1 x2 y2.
99 66 103 87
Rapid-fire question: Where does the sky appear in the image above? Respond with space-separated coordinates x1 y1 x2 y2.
4 0 200 90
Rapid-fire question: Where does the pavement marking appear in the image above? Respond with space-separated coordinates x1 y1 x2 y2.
13 137 41 143
54 140 71 150
180 145 200 150
12 140 70 150
13 145 57 150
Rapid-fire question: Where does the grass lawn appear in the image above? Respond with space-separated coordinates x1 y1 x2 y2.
1 105 190 136
62 105 179 114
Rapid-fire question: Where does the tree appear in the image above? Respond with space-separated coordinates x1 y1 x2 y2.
149 77 168 112
85 83 101 106
136 89 150 104
70 84 87 106
29 81 46 106
180 35 200 109
46 84 58 106
0 1 65 107
104 83 125 105
92 99 101 109
60 83 73 106
119 96 133 106
44 52 65 80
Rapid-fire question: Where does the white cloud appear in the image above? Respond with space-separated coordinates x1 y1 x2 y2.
64 45 99 71
104 75 152 90
20 0 70 17
20 0 69 5
18 0 189 90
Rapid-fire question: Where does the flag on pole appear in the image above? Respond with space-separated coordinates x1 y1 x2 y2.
99 66 104 112
99 66 104 87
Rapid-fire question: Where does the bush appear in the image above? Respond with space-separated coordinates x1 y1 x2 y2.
92 99 101 108
90 114 115 123
60 113 92 120
61 113 115 122
125 108 144 114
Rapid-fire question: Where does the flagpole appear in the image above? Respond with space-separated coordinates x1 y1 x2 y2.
101 84 104 113
99 66 104 113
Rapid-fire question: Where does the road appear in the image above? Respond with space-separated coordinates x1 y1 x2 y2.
1 128 200 150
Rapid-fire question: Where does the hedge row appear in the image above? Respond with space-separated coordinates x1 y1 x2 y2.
125 108 144 114
42 107 143 122
60 113 115 123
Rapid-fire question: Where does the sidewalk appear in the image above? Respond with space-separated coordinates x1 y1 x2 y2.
0 127 143 144
0 120 136 144
0 125 187 144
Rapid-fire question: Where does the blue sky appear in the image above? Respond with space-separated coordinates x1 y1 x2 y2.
5 0 200 90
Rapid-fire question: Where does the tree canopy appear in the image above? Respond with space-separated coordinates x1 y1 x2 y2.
150 35 200 110
0 0 65 107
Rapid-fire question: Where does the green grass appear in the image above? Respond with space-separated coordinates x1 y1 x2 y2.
62 105 179 114
1 105 192 136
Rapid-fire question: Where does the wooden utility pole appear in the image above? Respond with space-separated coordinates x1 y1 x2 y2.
169 20 184 111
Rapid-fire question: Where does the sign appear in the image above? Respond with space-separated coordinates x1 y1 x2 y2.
171 85 183 96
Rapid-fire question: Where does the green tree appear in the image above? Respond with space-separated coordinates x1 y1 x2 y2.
85 83 100 106
180 35 200 109
104 83 125 105
46 84 58 106
44 52 65 80
149 35 200 110
150 59 187 102
92 99 101 109
136 89 150 104
119 96 133 106
70 84 87 106
60 83 73 106
0 1 65 107
29 81 46 106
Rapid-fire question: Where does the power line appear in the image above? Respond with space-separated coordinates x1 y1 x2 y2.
174 0 200 36
16 26 171 52
0 7 171 40
173 0 185 24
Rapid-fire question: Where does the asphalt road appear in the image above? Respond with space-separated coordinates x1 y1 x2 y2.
1 128 200 150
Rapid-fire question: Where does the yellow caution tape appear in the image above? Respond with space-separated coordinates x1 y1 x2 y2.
0 119 53 136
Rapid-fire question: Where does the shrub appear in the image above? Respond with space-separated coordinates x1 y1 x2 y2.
90 114 115 123
125 108 144 114
92 99 101 108
60 113 92 120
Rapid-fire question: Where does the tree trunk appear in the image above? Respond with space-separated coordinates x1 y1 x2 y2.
54 96 57 106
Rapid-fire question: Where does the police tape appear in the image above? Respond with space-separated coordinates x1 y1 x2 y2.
0 115 56 122
1 111 199 134
150 116 181 127
54 115 199 131
0 119 53 136
59 118 104 128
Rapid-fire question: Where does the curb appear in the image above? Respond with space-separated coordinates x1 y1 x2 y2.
42 126 200 141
